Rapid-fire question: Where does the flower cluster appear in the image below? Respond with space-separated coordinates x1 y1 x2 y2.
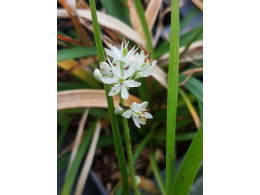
93 40 155 128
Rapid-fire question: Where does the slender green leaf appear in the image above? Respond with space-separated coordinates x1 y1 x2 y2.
89 1 130 194
180 26 203 58
132 131 153 164
61 121 96 195
173 125 203 195
151 150 166 195
153 132 196 142
155 25 203 59
166 0 179 194
99 0 131 25
198 99 203 123
179 74 203 103
57 47 97 62
57 115 73 154
180 8 201 30
58 152 70 172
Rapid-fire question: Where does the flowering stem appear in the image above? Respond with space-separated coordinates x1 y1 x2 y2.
166 0 180 194
120 97 141 195
89 0 130 194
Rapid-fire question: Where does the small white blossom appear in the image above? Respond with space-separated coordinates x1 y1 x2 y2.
122 101 153 128
130 50 157 79
104 41 138 63
97 59 141 100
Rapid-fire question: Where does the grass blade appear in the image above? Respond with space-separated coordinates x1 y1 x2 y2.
150 150 166 195
179 75 203 103
57 115 73 154
179 89 201 129
166 0 179 194
57 59 101 88
173 125 203 194
89 0 130 194
132 131 153 164
57 47 97 62
61 121 96 195
75 120 101 195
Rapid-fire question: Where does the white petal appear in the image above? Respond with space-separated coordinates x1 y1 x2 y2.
121 85 129 100
124 80 141 88
123 66 136 79
141 66 155 77
100 76 118 84
137 101 148 109
108 84 121 96
122 110 132 118
104 48 116 59
144 112 153 119
93 69 102 82
109 59 121 78
133 116 141 128
130 102 137 110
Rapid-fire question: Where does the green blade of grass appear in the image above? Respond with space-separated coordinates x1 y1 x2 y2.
179 25 203 58
173 125 203 194
179 75 203 103
166 0 179 194
132 131 153 164
150 149 166 195
99 0 131 25
57 47 97 62
89 0 130 194
61 121 96 195
57 115 73 154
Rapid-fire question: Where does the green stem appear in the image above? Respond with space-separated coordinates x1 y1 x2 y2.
166 0 179 194
120 97 141 195
89 1 130 194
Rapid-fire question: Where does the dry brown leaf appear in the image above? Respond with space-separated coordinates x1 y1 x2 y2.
57 89 142 110
140 0 163 34
127 0 142 36
157 40 203 66
191 0 203 11
75 120 101 195
57 9 146 48
66 108 90 175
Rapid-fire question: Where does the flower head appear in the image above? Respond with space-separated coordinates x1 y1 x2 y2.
130 50 157 79
95 59 141 99
105 41 138 63
122 101 153 128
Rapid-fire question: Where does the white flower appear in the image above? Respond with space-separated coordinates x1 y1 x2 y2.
104 41 138 63
131 50 157 79
122 101 153 128
98 59 141 100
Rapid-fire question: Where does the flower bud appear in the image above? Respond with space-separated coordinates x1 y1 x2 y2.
115 106 124 115
93 69 102 82
135 176 141 186
100 62 111 76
